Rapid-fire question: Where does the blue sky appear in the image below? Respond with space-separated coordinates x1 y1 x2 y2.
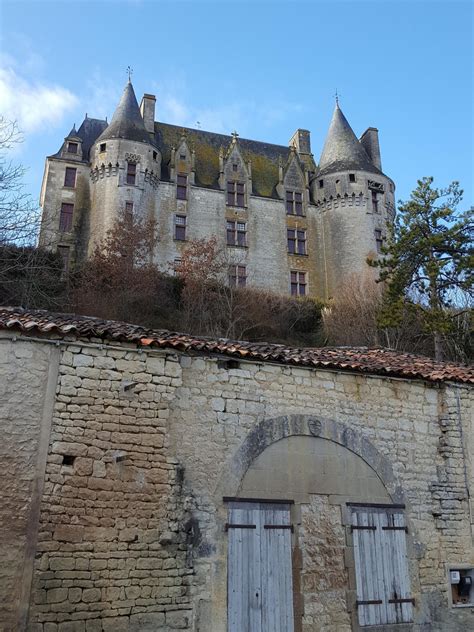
1 0 472 210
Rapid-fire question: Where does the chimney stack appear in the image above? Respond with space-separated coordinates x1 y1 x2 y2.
359 127 382 170
140 94 156 134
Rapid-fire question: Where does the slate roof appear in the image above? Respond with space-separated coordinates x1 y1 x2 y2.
96 81 153 145
154 123 293 198
317 103 384 177
1 307 472 385
51 117 107 161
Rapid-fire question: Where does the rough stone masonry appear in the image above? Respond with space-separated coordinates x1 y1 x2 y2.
0 308 473 632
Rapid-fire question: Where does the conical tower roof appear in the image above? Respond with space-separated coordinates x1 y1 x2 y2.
318 103 382 176
97 81 152 145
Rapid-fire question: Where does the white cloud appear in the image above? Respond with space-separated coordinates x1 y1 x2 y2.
0 65 78 134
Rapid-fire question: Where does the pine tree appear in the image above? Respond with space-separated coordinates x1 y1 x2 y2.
371 177 473 361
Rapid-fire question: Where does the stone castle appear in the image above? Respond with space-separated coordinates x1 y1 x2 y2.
39 80 395 299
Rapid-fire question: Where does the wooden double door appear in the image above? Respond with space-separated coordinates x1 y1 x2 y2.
227 501 294 632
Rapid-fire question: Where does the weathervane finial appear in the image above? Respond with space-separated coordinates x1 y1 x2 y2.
334 89 340 106
126 66 133 82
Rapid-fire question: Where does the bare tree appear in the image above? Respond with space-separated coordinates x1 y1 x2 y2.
0 117 40 246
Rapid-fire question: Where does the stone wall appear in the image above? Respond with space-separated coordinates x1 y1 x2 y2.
0 333 473 631
0 340 59 630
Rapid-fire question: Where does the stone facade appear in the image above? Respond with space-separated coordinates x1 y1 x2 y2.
0 320 473 631
39 82 395 299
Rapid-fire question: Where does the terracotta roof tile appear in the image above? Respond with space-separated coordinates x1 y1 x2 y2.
0 307 472 384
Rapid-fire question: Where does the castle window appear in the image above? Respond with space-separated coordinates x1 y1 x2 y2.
67 142 78 154
232 163 238 172
59 203 74 232
290 271 306 296
177 174 187 200
64 167 77 188
125 202 134 221
57 246 71 274
227 220 246 247
173 258 182 275
126 162 137 185
372 190 379 212
99 143 106 153
174 214 186 241
229 265 247 287
153 151 158 160
349 173 356 182
180 154 186 161
319 179 324 188
287 229 306 255
375 229 383 253
286 190 303 216
227 181 245 207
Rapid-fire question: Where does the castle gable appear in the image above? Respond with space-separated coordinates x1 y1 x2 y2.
154 122 290 198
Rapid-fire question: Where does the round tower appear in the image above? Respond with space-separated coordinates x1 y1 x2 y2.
88 80 161 253
312 103 395 297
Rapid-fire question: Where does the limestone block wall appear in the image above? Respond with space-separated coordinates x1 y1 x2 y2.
0 333 473 631
27 344 192 632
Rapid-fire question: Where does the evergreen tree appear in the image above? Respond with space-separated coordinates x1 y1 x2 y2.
371 177 473 361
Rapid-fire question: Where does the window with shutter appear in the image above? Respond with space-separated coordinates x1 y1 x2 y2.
227 500 294 631
350 504 413 626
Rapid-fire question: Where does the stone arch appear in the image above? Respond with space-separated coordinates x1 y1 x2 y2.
215 414 405 504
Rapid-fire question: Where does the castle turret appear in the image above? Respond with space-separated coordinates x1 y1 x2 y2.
312 102 395 297
88 80 161 253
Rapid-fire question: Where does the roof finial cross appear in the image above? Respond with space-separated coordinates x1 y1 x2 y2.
334 89 340 106
231 130 239 140
126 66 133 82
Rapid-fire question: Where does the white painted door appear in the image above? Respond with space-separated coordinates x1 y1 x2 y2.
227 501 294 632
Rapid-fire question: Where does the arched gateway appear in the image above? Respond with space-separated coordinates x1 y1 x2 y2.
213 415 414 632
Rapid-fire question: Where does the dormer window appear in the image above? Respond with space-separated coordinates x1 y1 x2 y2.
177 174 187 200
286 191 303 216
67 142 78 154
349 173 356 182
227 181 245 207
232 163 238 172
319 179 324 188
179 154 186 161
126 162 137 185
99 143 106 153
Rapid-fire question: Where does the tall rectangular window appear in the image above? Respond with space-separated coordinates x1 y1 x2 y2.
350 504 413 626
59 203 74 232
229 265 247 287
227 181 245 207
174 214 186 241
286 191 303 216
67 142 78 154
126 162 137 185
375 229 383 253
227 220 246 247
287 229 306 255
290 271 306 296
372 190 379 212
177 174 187 200
64 167 77 188
125 202 134 222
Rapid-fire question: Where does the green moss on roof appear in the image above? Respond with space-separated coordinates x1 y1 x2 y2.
154 122 289 198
